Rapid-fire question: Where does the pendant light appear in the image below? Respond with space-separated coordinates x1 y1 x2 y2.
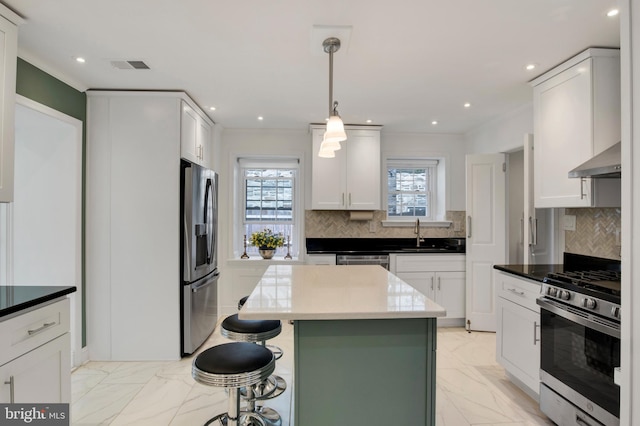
318 37 347 158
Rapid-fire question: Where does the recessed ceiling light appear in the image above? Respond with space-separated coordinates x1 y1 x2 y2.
75 57 86 63
431 120 438 125
525 64 536 71
209 107 216 111
366 119 372 123
607 9 619 17
258 116 264 121
464 103 471 108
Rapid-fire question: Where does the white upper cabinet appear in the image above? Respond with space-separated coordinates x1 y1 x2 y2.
311 125 381 210
531 48 620 208
180 100 214 168
0 8 21 203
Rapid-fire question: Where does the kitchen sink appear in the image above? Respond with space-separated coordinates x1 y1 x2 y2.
398 247 451 253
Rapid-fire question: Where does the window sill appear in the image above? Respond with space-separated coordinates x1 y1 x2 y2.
226 257 303 267
381 220 452 228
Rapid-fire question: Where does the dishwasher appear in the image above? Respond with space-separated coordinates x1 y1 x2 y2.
336 254 390 270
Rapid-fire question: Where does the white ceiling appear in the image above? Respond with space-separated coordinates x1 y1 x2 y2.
4 0 620 133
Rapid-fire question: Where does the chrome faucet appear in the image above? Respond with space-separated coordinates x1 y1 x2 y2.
415 218 424 247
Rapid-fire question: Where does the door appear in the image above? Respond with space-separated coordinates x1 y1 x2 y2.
465 154 506 332
183 162 218 283
523 134 554 264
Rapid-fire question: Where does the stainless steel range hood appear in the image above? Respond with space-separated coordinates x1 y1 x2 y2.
568 141 621 178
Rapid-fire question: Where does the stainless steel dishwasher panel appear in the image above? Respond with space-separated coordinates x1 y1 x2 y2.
336 254 390 270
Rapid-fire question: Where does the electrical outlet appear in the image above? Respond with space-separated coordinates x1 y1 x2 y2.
453 222 461 232
563 215 576 231
369 221 376 233
615 228 621 246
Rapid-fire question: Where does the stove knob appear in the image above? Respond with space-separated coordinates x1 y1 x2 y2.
582 298 597 309
611 306 621 319
559 290 571 300
547 287 558 297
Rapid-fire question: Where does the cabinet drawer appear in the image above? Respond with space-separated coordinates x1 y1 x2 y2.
0 298 70 366
396 254 465 272
495 271 541 312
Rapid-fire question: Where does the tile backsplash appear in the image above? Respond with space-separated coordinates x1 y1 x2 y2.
565 208 621 260
305 210 466 238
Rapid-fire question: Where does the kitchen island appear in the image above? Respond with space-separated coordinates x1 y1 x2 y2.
239 265 445 426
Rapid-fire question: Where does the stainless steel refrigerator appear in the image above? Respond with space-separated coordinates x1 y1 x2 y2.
181 159 219 355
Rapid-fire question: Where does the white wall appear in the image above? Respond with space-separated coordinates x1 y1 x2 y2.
465 103 533 154
381 132 467 211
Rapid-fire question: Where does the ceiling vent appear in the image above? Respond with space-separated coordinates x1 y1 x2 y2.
110 60 150 70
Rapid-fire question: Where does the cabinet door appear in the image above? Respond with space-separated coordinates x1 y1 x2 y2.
311 128 347 209
497 297 540 396
345 130 380 210
180 101 200 164
395 271 435 299
436 272 465 319
534 58 594 208
198 119 212 168
0 333 70 403
0 14 17 202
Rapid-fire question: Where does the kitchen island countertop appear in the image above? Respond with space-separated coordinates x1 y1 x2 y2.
239 264 446 320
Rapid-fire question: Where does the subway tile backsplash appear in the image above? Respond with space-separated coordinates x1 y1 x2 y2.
305 210 466 238
565 208 621 260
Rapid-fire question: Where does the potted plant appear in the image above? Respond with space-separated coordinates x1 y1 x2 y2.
250 228 285 259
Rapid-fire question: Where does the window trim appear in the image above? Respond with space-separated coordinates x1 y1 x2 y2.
235 156 302 259
382 154 450 225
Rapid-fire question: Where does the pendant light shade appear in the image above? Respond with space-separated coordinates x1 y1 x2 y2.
324 113 347 144
318 37 347 157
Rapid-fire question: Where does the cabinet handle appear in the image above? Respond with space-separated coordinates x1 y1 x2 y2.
4 376 14 403
342 193 345 207
430 276 434 291
533 321 540 345
28 321 56 335
575 414 597 426
348 193 352 207
507 288 525 296
580 178 587 200
467 216 472 238
437 276 441 291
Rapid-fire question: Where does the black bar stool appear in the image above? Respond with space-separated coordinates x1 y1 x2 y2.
220 314 286 412
192 342 275 426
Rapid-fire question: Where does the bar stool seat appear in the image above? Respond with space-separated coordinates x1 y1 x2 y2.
193 342 276 426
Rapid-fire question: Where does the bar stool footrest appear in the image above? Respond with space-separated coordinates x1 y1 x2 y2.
240 375 287 401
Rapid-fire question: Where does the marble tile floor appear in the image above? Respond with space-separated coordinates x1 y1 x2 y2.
71 323 553 426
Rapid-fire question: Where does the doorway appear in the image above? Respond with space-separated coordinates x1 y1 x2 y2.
2 96 83 366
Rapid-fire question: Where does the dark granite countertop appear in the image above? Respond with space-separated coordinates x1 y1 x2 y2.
493 264 564 282
0 286 77 318
306 237 466 255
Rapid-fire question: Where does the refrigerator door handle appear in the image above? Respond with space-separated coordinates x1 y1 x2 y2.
204 177 214 264
192 272 220 293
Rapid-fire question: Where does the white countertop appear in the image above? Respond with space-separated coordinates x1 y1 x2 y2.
239 265 446 320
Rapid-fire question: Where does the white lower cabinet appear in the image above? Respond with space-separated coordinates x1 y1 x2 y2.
0 299 71 403
495 270 541 400
392 254 466 326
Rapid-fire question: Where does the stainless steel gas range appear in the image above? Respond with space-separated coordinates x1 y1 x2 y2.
536 254 621 426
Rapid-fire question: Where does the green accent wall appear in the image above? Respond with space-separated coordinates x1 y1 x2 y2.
16 58 87 347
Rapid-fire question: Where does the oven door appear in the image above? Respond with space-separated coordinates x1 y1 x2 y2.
538 298 620 423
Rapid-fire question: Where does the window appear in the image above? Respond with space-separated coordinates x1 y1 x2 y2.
387 159 438 221
239 158 299 256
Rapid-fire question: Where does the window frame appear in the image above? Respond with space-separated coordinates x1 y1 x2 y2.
383 155 449 225
236 157 301 258
386 159 438 221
